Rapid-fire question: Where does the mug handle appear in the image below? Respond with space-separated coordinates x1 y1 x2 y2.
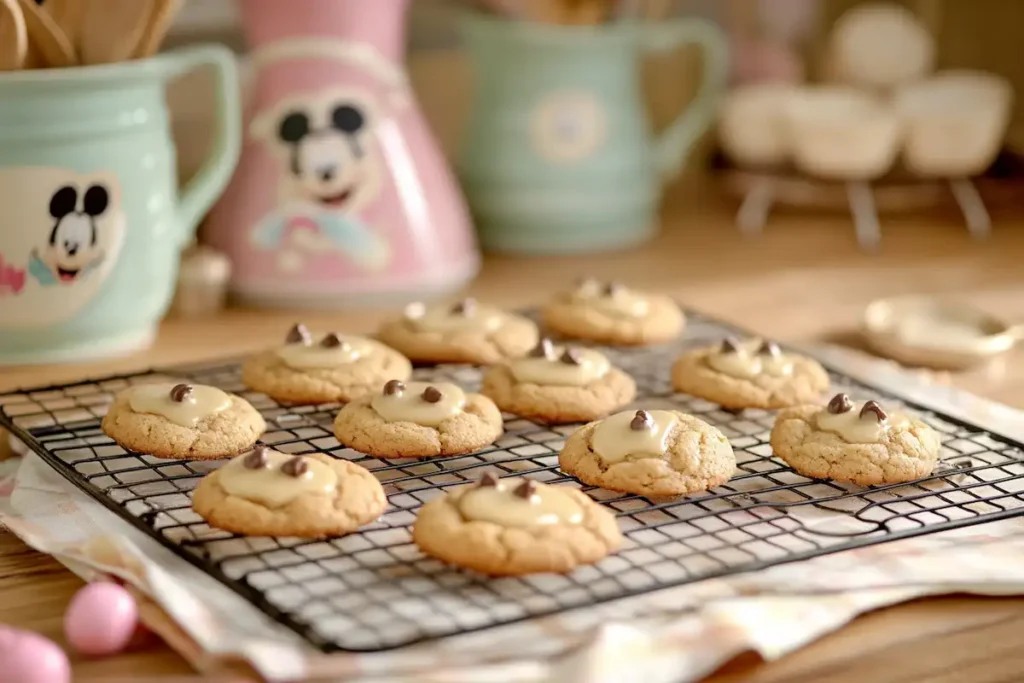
155 45 241 246
641 19 729 183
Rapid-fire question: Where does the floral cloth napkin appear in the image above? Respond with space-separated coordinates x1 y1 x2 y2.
4 444 1024 683
2 345 1024 682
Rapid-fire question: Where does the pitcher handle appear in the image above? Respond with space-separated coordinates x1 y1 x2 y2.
155 45 241 246
641 19 729 183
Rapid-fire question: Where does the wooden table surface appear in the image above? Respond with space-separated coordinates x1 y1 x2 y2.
3 188 1024 682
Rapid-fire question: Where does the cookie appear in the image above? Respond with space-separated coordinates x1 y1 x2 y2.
412 474 621 575
101 382 265 460
192 447 387 538
559 409 736 497
333 380 503 458
242 323 412 405
541 278 684 346
376 298 539 365
770 393 941 486
480 338 636 424
671 337 830 410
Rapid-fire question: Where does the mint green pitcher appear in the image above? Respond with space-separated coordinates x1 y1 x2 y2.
457 13 728 254
0 46 239 365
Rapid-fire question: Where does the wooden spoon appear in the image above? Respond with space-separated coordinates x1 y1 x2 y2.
80 0 154 65
38 0 87 50
0 0 27 70
132 0 183 59
16 0 75 67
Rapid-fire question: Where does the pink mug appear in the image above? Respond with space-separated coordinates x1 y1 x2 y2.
205 0 479 308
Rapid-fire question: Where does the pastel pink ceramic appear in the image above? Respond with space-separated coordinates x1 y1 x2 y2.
206 0 479 308
0 625 71 683
64 582 138 656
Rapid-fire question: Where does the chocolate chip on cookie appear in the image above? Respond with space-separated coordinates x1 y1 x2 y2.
450 298 477 316
719 337 741 354
243 445 270 469
630 409 654 431
286 323 312 345
758 340 782 357
529 338 555 359
603 281 624 297
859 400 887 421
169 384 194 402
421 386 443 403
513 479 537 499
281 456 309 477
383 379 406 396
827 393 854 414
478 472 500 487
320 333 345 349
559 348 583 365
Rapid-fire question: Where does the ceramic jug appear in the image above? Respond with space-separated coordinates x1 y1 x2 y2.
206 0 479 308
0 46 239 365
458 13 728 254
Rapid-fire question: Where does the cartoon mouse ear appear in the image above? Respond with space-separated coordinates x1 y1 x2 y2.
49 186 77 219
83 185 109 217
278 111 310 143
331 105 365 134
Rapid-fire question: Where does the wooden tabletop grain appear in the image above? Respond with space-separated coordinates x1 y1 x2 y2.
3 189 1024 681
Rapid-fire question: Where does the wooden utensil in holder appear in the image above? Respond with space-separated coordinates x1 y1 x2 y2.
1 0 183 70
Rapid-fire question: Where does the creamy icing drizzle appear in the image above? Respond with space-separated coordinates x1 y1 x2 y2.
404 298 504 333
509 339 610 386
219 447 338 508
370 380 466 427
590 409 679 464
457 475 583 526
815 394 906 443
128 383 231 428
705 338 793 379
567 278 650 318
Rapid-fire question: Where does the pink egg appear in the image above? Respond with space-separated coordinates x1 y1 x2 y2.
64 582 139 657
0 625 71 683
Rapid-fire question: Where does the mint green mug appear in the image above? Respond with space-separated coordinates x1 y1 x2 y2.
0 46 240 365
458 13 728 254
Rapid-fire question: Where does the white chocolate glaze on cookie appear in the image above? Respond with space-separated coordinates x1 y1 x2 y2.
219 447 337 508
770 395 940 486
542 278 684 346
241 323 413 405
815 394 907 444
568 279 650 318
412 475 621 575
192 451 387 538
508 339 609 387
671 338 829 410
457 474 583 526
275 331 376 369
559 410 736 497
370 380 467 427
128 383 231 428
706 338 793 379
377 299 539 366
404 298 504 334
591 409 679 464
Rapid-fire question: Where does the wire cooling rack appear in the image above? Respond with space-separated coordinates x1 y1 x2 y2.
2 311 1024 653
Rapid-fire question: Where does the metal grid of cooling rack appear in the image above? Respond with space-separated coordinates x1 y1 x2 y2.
2 312 1024 653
